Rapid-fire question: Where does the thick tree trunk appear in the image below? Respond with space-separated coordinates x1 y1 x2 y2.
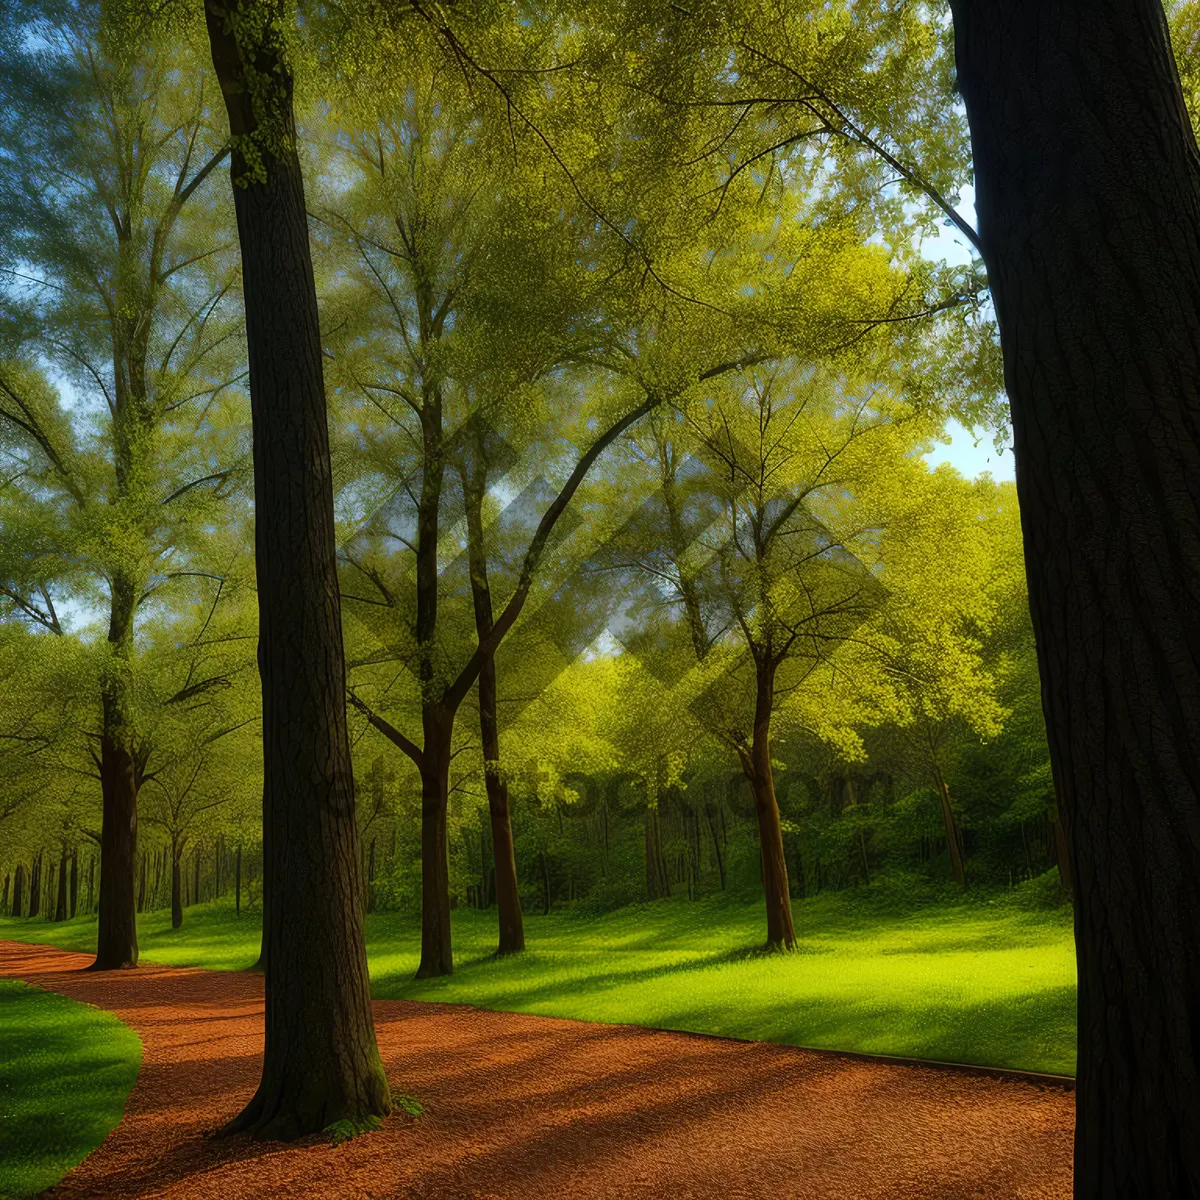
741 660 795 951
205 0 389 1140
951 2 1200 1192
13 863 24 918
644 804 670 899
416 718 453 978
92 727 139 967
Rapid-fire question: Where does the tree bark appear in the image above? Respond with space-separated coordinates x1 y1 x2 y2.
950 2 1200 1192
740 659 795 951
204 0 389 1140
416 716 454 978
91 718 139 967
1051 809 1074 900
69 853 77 918
13 863 24 918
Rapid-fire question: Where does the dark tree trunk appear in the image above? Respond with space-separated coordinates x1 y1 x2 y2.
205 1 389 1140
740 659 795 951
1051 809 1074 899
416 717 453 978
55 851 67 922
11 864 23 917
951 2 1200 1192
462 464 526 955
29 852 41 919
92 726 139 968
194 850 201 907
87 855 94 915
171 844 183 930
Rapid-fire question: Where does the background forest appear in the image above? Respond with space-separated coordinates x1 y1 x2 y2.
2 0 1192 975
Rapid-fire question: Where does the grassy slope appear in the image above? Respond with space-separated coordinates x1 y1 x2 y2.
0 980 141 1199
0 886 1077 1075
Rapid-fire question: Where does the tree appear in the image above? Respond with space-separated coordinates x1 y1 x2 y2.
0 4 243 967
201 0 389 1139
949 1 1200 1192
608 364 932 947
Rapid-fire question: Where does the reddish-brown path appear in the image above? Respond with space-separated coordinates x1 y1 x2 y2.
1 940 1074 1200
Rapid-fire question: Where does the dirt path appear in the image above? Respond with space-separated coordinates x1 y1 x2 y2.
1 940 1073 1199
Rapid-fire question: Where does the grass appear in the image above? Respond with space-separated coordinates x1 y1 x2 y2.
0 979 141 1199
0 882 1077 1076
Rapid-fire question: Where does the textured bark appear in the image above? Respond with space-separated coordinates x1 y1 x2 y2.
950 2 1200 1192
205 0 389 1140
416 718 453 978
91 588 140 970
739 661 795 951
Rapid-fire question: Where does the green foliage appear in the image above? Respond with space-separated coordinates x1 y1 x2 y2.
1 890 1077 1074
0 979 141 1199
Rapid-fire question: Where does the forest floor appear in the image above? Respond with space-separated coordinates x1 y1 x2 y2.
0 883 1078 1074
1 939 1073 1200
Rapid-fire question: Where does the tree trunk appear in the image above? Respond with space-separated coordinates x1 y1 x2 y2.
644 804 670 899
462 464 525 955
741 659 795 951
69 853 77 918
92 726 139 967
705 801 724 888
205 1 389 1140
951 2 1200 1191
416 717 453 978
194 850 201 907
11 864 23 917
932 768 967 890
29 852 41 918
171 842 183 930
55 851 67 922
1051 809 1074 900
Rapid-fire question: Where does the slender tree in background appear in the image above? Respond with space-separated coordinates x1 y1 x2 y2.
950 1 1200 1193
202 0 389 1138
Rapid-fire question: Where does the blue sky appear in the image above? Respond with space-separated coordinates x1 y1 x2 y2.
913 187 1015 484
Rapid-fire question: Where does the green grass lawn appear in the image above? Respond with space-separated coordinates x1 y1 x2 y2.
1 882 1077 1076
0 979 141 1199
